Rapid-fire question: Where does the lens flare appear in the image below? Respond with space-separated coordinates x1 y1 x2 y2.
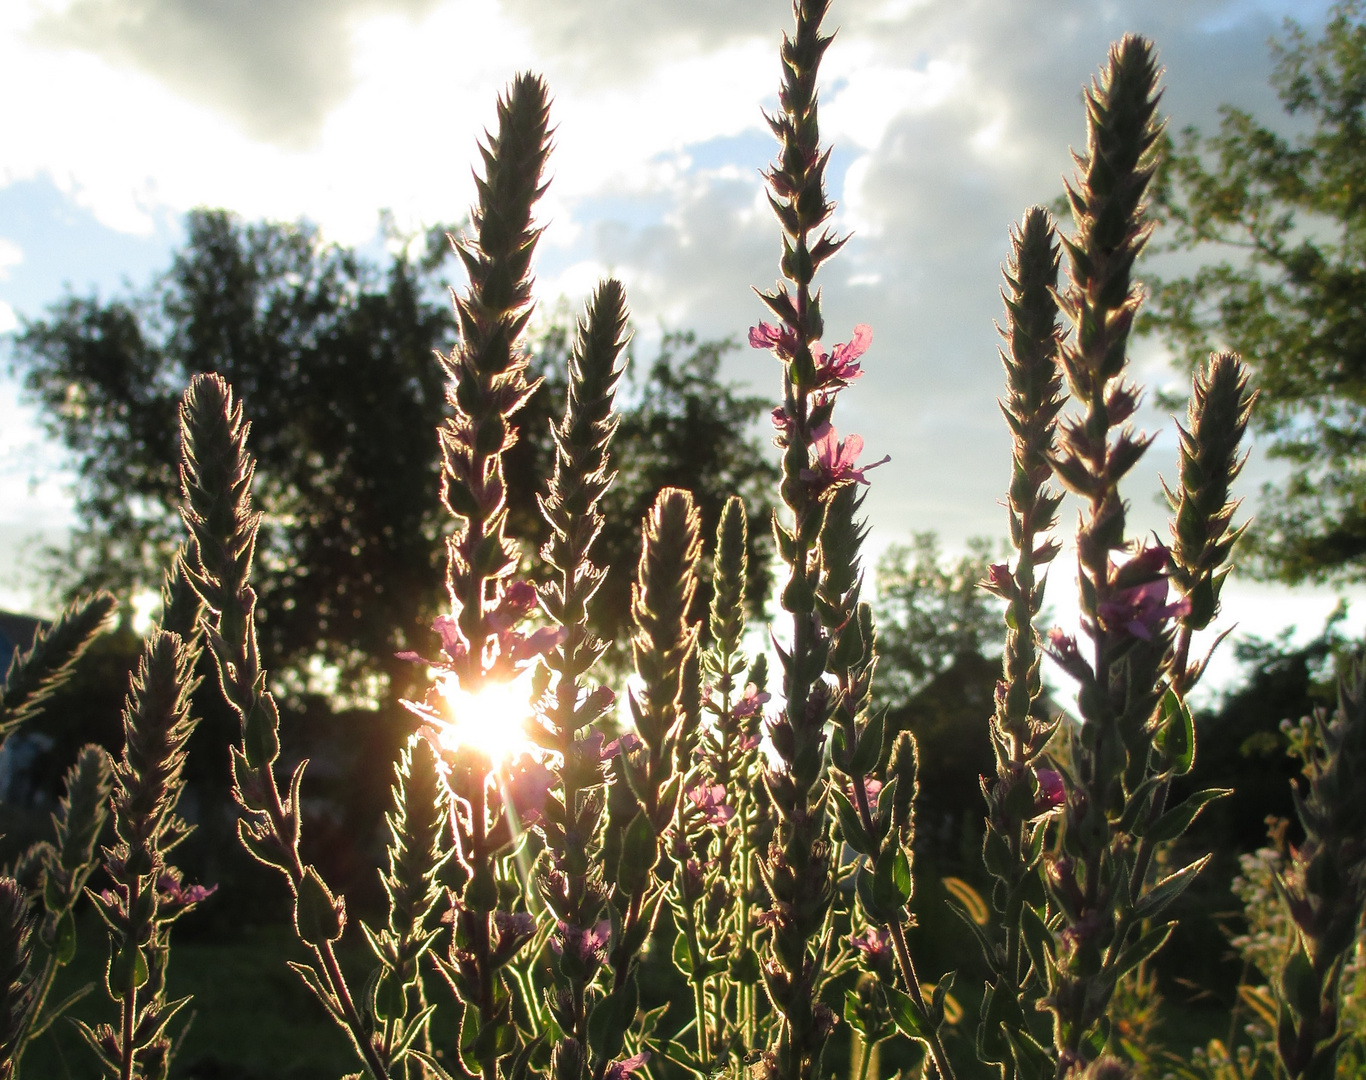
435 671 537 766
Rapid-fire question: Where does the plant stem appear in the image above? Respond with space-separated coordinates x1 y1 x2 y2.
851 776 955 1080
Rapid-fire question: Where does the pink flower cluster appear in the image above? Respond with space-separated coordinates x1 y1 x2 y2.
749 322 872 391
800 423 890 493
686 782 736 826
396 580 565 679
752 322 889 494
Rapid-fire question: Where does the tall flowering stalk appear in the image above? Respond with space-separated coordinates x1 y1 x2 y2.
670 495 767 1071
362 736 449 1067
1032 37 1249 1079
76 627 210 1080
596 487 701 1078
0 592 115 739
531 279 630 1080
0 590 116 1071
180 374 386 1078
975 207 1065 1076
413 71 555 1080
750 3 924 1080
1267 662 1366 1080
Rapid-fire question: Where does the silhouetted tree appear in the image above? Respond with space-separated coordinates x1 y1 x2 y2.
13 209 777 703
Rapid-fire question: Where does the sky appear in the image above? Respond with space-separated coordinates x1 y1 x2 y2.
0 0 1356 700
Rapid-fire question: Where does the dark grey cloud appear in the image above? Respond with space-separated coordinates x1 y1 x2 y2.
34 0 443 147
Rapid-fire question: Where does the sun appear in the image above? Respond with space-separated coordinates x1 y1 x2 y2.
434 671 538 766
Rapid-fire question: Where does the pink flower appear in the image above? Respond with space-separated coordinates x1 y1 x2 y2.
812 324 872 388
686 783 735 826
552 919 612 965
493 910 536 951
732 683 771 720
502 625 567 664
1097 579 1190 641
602 732 642 759
396 581 563 679
504 758 554 827
605 1052 651 1080
431 614 470 663
851 925 893 965
771 406 793 434
749 322 800 359
156 871 217 915
848 777 883 805
1033 768 1065 815
487 581 539 631
982 562 1013 598
801 423 890 491
1046 628 1081 663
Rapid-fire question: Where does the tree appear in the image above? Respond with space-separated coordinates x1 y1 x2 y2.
873 532 1003 710
1143 1 1366 584
12 208 776 702
873 533 1006 861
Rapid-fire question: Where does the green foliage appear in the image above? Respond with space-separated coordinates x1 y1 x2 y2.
14 218 776 704
1144 0 1366 585
874 532 1003 709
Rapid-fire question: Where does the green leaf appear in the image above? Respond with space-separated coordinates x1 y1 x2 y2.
1132 854 1210 922
409 1051 459 1080
391 1004 438 1060
672 931 694 976
883 984 930 1045
295 865 344 945
1019 904 1054 985
1143 787 1230 844
1001 1024 1053 1080
850 712 885 776
53 908 77 966
872 842 913 911
1281 945 1320 1020
1154 689 1196 774
844 990 869 1036
830 786 874 856
587 974 638 1062
286 961 344 1022
617 810 658 895
1113 923 1173 981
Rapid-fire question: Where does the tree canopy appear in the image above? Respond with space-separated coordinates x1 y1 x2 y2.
1143 0 1366 584
11 208 776 702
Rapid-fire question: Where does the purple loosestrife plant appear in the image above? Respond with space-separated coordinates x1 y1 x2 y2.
973 207 1066 1076
1014 37 1250 1080
749 2 850 1077
0 592 115 739
76 627 209 1080
596 487 701 1080
0 881 34 1080
414 71 555 1080
0 592 118 1072
5 9 1288 1079
1268 662 1366 1080
670 495 765 1071
529 280 630 1080
179 374 387 1077
362 736 450 1067
751 3 936 1080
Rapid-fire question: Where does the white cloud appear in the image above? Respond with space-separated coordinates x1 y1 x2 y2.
0 301 15 334
0 239 21 279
